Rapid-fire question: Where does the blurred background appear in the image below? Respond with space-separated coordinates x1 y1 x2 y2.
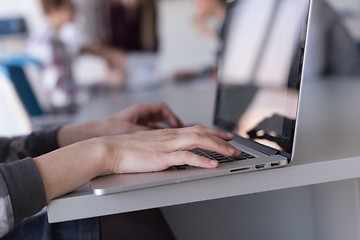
0 0 218 86
1 0 360 136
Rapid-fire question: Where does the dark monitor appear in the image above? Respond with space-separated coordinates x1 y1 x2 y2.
0 17 27 36
214 0 311 155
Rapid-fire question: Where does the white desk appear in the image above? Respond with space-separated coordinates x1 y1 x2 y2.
47 78 360 240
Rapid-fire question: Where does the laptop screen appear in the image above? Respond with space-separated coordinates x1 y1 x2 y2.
214 0 310 155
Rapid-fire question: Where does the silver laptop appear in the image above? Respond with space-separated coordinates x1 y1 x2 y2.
90 0 312 195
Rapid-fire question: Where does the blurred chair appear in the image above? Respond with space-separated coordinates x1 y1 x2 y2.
0 55 73 129
0 55 44 116
0 17 73 128
0 71 31 136
0 17 46 117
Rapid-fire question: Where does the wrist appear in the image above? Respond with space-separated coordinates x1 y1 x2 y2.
35 138 110 201
89 137 117 175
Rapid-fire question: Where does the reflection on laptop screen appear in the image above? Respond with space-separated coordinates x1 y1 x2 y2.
215 0 310 155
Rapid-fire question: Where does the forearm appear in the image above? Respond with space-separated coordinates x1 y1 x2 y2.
34 138 110 201
57 102 185 148
57 121 103 148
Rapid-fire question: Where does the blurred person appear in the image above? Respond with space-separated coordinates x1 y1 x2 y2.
106 0 159 88
73 0 159 88
0 102 241 239
27 0 129 113
26 0 79 112
71 0 126 87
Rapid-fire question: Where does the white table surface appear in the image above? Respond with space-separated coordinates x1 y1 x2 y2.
47 78 360 223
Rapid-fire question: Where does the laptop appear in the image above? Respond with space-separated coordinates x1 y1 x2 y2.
90 0 312 195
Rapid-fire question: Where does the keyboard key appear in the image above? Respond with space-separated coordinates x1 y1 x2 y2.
174 148 256 170
191 148 255 163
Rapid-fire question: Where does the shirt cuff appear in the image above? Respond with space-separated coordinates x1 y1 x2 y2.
26 127 60 157
0 157 47 226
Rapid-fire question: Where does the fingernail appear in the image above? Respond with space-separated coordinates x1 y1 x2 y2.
210 160 218 166
228 147 234 154
226 132 234 138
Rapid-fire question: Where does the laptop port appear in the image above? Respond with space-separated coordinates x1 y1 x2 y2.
231 167 250 173
255 164 265 169
270 162 280 167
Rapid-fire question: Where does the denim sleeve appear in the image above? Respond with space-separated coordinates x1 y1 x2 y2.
0 158 47 237
0 127 60 163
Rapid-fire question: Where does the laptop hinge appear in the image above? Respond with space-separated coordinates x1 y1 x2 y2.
233 134 279 156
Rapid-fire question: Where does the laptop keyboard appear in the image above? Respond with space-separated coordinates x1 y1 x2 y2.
174 148 255 170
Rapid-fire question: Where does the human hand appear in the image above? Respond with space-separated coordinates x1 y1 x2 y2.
107 48 127 68
192 15 208 32
106 66 126 89
83 44 127 68
57 103 183 147
99 102 184 134
192 16 220 42
103 125 242 173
